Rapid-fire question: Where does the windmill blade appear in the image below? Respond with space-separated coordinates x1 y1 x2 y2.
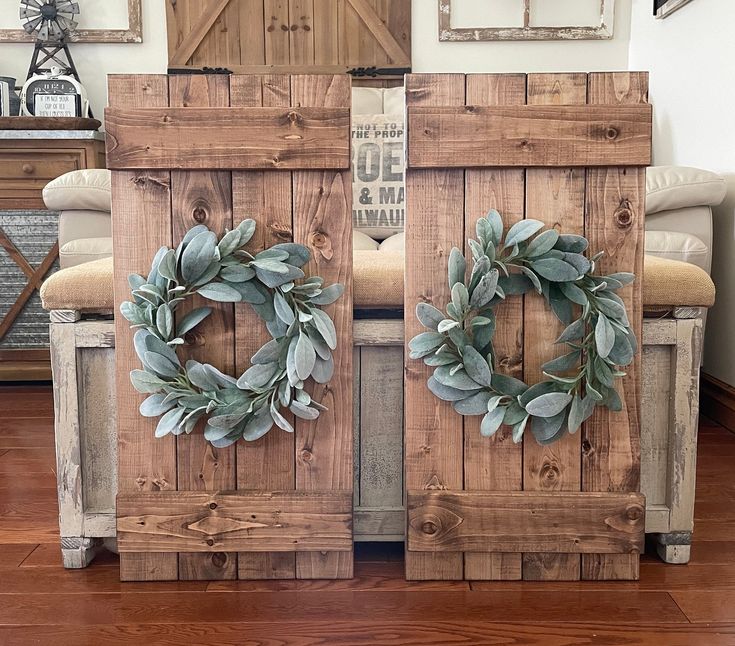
19 6 42 20
57 1 80 14
21 15 43 33
20 0 44 9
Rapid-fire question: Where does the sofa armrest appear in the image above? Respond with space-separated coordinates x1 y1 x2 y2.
646 166 726 215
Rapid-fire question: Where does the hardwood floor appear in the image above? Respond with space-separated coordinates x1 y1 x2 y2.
0 386 734 645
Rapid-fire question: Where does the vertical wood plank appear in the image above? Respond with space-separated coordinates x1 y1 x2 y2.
582 72 648 581
359 346 404 510
289 0 315 65
110 75 178 582
522 72 587 582
463 73 526 581
404 73 465 581
313 0 339 65
231 74 297 580
168 74 236 581
238 0 266 66
292 74 353 579
265 0 290 65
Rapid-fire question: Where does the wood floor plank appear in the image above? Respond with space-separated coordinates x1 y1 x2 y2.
0 590 686 625
1 622 732 646
670 591 735 623
0 544 37 568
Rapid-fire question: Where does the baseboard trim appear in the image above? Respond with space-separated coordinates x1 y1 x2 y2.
701 372 735 433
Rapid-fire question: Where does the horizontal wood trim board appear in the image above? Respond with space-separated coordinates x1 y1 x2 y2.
105 107 351 170
407 491 645 554
117 491 353 553
168 65 409 77
407 104 652 168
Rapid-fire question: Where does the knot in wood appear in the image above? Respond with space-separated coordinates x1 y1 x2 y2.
626 505 643 522
519 139 532 152
212 552 228 568
206 539 215 547
287 110 302 125
541 462 561 483
192 206 208 223
135 476 146 488
614 200 634 228
280 24 288 31
184 331 204 347
300 449 313 463
209 502 217 510
267 24 275 32
303 24 311 31
290 24 298 31
582 439 593 455
422 521 438 535
269 223 293 241
606 126 619 140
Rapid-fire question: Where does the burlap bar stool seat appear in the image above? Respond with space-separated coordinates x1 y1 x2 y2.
40 253 715 313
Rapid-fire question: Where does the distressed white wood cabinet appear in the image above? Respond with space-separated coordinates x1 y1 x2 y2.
49 312 702 567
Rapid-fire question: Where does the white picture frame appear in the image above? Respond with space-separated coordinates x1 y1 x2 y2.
654 0 695 19
439 0 615 41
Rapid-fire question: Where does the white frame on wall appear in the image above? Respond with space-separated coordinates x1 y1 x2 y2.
438 0 615 41
0 0 141 43
654 0 695 19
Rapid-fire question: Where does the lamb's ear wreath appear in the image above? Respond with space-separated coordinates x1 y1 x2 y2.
121 220 344 448
410 209 636 446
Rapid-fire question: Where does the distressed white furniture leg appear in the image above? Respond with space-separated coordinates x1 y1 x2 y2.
60 537 104 568
49 309 117 568
654 531 692 564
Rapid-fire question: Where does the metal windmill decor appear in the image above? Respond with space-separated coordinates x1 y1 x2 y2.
19 0 82 82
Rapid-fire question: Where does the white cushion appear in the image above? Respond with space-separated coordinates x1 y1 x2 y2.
352 87 385 115
379 232 404 252
646 166 726 215
43 169 112 213
644 230 709 272
59 236 113 269
383 86 405 115
353 230 380 251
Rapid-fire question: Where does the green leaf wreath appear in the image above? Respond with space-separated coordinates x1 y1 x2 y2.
410 209 636 446
120 220 344 448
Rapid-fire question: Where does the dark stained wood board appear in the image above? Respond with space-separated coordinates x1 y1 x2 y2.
104 106 350 170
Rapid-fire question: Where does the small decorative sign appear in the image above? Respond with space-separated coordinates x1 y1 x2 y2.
33 93 80 117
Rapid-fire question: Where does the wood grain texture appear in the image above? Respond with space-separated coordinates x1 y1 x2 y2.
109 74 178 582
231 74 297 580
292 74 354 579
522 72 587 582
117 491 352 553
169 74 237 582
105 106 351 170
582 72 649 581
407 104 652 169
463 72 526 581
407 491 645 554
404 73 465 581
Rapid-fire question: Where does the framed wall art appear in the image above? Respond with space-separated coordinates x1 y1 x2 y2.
654 0 695 19
0 0 141 43
438 0 615 41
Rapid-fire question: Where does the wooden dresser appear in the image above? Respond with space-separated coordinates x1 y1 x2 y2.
0 118 105 380
0 121 105 209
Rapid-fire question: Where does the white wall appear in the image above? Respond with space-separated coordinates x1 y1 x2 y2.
629 0 735 385
0 0 167 119
413 0 632 73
